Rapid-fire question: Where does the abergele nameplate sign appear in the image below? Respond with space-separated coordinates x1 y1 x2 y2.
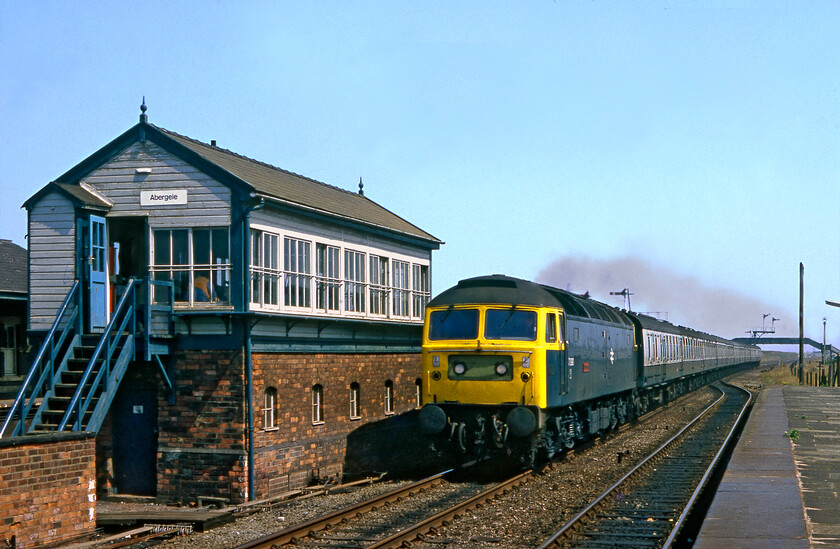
140 190 188 207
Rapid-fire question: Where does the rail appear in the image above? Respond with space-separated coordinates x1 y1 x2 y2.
236 469 454 549
368 469 534 548
539 382 751 548
0 280 81 438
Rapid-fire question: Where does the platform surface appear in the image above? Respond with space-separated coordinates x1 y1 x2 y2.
695 385 840 548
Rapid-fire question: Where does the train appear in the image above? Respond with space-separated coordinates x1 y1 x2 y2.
417 275 760 466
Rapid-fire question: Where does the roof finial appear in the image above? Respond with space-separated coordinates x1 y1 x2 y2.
358 177 364 196
140 97 148 123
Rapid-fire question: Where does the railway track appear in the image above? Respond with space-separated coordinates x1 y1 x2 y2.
233 468 533 548
539 382 752 549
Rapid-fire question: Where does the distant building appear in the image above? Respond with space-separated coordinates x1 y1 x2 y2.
12 103 441 503
0 239 27 390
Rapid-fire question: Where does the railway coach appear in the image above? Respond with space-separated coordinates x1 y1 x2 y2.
417 275 759 466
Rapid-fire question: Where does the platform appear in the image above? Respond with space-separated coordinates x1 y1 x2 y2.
97 498 234 532
695 385 840 548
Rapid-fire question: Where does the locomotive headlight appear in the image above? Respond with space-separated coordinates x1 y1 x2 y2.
453 362 467 375
495 363 509 376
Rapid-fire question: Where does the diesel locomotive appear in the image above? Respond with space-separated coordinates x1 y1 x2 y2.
417 275 760 466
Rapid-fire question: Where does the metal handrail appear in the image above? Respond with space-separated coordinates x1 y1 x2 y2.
59 278 137 432
0 281 80 438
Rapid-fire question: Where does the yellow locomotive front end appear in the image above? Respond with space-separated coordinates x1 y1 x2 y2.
421 305 553 409
416 275 568 465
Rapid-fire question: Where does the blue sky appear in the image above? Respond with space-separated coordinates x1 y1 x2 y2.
2 2 839 346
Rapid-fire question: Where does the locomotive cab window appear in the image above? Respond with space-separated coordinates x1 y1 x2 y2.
545 313 557 343
485 309 537 341
428 308 479 340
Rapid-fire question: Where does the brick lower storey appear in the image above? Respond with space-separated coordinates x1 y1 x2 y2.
96 350 422 504
1 432 96 548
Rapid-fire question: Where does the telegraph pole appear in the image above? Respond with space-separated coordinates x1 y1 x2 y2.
799 263 804 385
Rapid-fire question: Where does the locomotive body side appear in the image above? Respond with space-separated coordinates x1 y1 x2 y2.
554 314 636 409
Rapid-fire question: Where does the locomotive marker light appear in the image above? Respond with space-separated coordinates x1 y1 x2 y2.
453 362 467 376
495 363 509 376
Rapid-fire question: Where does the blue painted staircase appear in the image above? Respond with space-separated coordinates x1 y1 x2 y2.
1 279 138 437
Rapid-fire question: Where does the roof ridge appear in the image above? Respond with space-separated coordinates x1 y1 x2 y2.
151 124 366 200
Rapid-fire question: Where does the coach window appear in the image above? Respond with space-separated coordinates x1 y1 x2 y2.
263 386 277 430
384 380 395 415
312 384 324 425
349 382 361 420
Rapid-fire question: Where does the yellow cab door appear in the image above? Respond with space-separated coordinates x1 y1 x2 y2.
545 311 565 405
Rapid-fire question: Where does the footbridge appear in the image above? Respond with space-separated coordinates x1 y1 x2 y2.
732 337 839 355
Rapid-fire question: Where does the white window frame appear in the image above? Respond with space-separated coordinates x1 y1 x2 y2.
263 387 277 430
392 260 410 318
384 380 395 415
349 382 361 420
369 255 389 316
344 249 366 314
250 230 280 308
316 243 341 312
411 264 430 319
247 223 430 322
312 384 324 425
284 236 312 308
152 227 231 306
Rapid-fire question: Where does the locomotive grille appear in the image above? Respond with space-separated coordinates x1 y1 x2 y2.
448 355 514 381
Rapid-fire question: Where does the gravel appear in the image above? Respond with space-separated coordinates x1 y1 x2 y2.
130 386 720 548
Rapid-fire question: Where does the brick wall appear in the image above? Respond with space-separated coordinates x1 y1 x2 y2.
157 349 247 504
252 353 423 498
0 432 96 548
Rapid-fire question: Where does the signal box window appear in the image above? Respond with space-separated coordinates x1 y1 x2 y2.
263 387 277 430
384 380 395 415
317 244 340 312
344 250 366 313
349 382 361 420
284 237 311 308
415 378 422 408
312 384 324 425
411 265 430 319
369 255 389 315
153 228 230 305
392 260 410 317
